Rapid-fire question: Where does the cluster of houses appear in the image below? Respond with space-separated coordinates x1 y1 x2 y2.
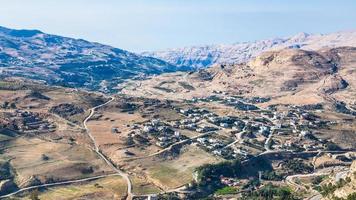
174 107 248 131
139 119 185 147
199 97 334 153
220 176 241 187
188 95 223 103
172 107 269 158
187 95 266 111
172 108 219 132
131 96 336 160
263 105 335 152
195 136 245 159
224 98 260 111
208 116 246 130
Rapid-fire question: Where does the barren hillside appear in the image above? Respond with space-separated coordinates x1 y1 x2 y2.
122 47 356 109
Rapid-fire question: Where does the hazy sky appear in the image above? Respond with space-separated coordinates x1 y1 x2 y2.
1 0 356 52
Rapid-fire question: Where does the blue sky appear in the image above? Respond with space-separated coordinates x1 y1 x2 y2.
0 0 355 52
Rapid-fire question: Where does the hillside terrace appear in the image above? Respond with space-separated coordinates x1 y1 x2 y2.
0 109 56 135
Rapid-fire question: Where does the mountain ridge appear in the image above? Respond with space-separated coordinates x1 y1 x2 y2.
0 26 190 92
141 31 356 69
123 46 356 109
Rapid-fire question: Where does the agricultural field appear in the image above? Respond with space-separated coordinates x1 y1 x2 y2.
21 175 127 200
1 137 114 188
124 145 222 190
131 176 161 195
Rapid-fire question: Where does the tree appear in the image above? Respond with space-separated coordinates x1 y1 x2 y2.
325 142 341 151
41 154 49 161
194 159 242 193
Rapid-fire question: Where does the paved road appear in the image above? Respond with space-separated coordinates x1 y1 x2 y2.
263 149 349 156
0 173 121 199
2 93 353 199
0 97 134 200
83 97 133 200
286 172 329 188
122 131 213 162
264 131 273 152
285 171 330 199
224 130 246 149
83 97 115 151
285 166 350 200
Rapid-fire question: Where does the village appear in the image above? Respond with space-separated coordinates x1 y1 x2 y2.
0 84 354 200
122 93 342 162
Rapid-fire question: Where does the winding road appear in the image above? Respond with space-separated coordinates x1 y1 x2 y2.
285 172 329 190
83 96 133 200
121 131 213 162
0 96 134 200
264 131 273 152
0 174 121 199
285 171 328 200
285 166 350 200
1 93 353 199
224 130 246 149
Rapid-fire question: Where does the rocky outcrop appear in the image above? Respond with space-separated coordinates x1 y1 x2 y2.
49 103 84 118
24 90 51 100
142 31 356 69
322 75 349 94
333 161 356 199
123 46 356 105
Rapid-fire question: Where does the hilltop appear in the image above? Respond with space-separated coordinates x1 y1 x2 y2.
0 26 190 92
0 27 355 200
124 47 356 107
142 31 356 69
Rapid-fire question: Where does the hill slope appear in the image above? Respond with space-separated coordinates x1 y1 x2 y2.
142 31 356 69
0 26 189 92
123 47 356 109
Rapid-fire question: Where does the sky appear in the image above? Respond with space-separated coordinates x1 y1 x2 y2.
0 0 356 52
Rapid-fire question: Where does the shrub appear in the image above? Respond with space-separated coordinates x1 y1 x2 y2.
215 186 238 195
195 159 242 193
284 159 313 174
41 154 50 161
242 183 299 200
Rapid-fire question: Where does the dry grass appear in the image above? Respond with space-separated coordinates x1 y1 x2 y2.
314 155 345 169
127 145 222 189
131 176 162 195
1 137 113 187
86 111 145 147
22 176 127 200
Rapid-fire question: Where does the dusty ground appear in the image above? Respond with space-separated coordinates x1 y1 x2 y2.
22 176 127 200
123 144 222 190
121 47 356 108
131 176 162 195
1 137 113 187
1 46 355 198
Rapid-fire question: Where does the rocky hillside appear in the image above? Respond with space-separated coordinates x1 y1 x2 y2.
123 47 356 110
0 26 190 92
142 31 356 69
322 161 356 200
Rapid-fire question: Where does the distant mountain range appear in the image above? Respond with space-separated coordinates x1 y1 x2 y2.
124 46 356 114
1 26 356 93
142 31 356 69
0 26 191 92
